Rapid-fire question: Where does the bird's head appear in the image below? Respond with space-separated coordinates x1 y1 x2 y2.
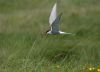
46 29 50 34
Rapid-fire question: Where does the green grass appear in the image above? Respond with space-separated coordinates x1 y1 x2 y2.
0 0 100 72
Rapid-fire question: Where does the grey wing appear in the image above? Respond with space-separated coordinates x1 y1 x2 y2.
51 13 62 33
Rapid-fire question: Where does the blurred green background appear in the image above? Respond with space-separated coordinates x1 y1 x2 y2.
0 0 100 72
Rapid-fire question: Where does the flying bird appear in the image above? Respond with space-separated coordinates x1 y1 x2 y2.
46 2 72 35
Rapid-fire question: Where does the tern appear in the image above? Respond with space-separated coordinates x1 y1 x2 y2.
46 2 72 35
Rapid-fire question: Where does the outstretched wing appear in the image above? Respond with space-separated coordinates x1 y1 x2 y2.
51 13 62 33
49 3 57 25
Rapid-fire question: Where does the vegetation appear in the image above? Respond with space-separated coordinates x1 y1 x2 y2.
0 0 100 72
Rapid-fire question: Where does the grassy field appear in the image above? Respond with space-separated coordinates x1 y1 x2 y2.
0 0 100 72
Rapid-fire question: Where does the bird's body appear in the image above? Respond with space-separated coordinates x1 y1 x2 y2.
47 30 72 35
46 1 72 35
47 12 70 35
